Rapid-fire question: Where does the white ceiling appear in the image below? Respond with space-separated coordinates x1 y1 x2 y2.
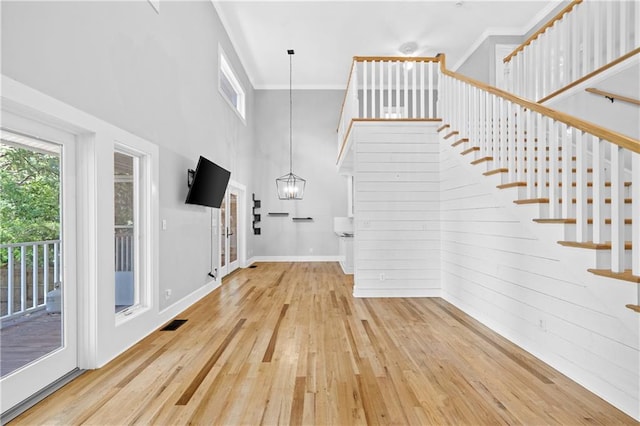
212 0 561 90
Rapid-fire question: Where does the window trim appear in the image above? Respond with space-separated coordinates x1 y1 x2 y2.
218 46 246 122
114 143 151 323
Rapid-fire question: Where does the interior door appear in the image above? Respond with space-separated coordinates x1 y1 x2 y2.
0 126 77 414
219 187 239 278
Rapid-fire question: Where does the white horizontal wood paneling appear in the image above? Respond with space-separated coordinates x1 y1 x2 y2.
353 122 441 297
439 141 639 419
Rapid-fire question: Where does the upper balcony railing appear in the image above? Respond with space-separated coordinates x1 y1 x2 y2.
337 56 441 162
504 0 640 102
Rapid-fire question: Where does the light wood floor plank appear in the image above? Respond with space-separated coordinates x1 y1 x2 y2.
10 262 636 425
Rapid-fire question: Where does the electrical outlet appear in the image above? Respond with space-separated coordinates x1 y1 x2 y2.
539 319 547 332
165 289 172 300
379 273 385 281
309 247 314 253
162 219 167 230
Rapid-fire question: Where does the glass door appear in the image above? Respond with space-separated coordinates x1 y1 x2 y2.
0 129 77 413
219 188 239 278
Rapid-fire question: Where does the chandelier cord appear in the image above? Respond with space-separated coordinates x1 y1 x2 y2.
289 52 293 175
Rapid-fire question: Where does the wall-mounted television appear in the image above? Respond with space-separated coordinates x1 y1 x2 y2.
185 156 231 208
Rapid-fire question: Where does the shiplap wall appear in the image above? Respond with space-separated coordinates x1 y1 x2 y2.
353 122 441 297
439 141 640 419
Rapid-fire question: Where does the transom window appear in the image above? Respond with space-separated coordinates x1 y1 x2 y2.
219 47 246 121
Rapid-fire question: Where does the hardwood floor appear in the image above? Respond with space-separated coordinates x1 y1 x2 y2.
12 262 635 425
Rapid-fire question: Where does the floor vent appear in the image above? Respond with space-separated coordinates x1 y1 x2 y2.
161 319 187 331
249 265 257 269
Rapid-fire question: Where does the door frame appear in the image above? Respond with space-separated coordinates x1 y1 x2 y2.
218 180 246 280
0 112 78 413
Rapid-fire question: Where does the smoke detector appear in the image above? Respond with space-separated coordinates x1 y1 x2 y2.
399 41 418 56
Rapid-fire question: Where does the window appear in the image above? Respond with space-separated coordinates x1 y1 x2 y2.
219 47 246 121
114 145 150 318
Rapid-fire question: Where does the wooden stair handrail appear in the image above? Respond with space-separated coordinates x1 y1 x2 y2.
585 88 640 107
438 54 640 154
504 0 583 63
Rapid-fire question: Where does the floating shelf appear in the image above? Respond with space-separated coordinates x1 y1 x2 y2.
268 212 289 216
292 217 313 221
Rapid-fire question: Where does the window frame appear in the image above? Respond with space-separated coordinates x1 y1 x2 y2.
218 46 246 122
114 143 151 322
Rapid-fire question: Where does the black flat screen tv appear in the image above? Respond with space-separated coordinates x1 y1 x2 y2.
185 156 231 208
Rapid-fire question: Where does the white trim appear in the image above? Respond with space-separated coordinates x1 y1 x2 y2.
542 53 640 106
249 256 341 263
218 44 246 123
353 288 441 298
452 1 564 71
158 279 219 322
255 84 348 91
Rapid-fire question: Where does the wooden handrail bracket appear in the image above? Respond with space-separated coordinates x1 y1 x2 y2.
585 87 640 107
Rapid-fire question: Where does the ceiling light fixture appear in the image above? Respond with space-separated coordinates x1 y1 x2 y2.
276 49 306 200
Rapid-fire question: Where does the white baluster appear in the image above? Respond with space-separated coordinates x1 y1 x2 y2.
419 61 425 119
379 60 384 118
428 62 434 119
571 9 579 84
387 61 392 118
592 136 606 244
403 62 409 119
593 1 602 70
32 244 38 309
526 110 536 199
548 120 559 217
7 247 14 316
606 1 614 64
560 123 572 219
610 145 625 273
411 62 416 119
537 115 546 200
500 98 507 170
478 90 485 157
635 0 640 50
395 60 400 117
371 60 376 119
507 102 516 183
363 60 368 119
516 104 525 183
619 1 627 57
21 245 26 312
43 243 49 299
581 2 589 78
632 152 639 276
575 130 588 242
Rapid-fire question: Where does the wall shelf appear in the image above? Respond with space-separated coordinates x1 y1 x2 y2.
268 212 289 216
252 193 261 235
292 217 313 222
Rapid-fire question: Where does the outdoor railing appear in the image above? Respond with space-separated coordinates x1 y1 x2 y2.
1 240 61 320
504 0 640 102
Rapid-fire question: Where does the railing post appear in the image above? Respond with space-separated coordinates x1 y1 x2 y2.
7 247 14 317
548 120 560 217
54 241 60 284
536 115 546 200
428 62 434 118
526 110 536 199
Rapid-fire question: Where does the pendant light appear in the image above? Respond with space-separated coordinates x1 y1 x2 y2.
276 49 306 200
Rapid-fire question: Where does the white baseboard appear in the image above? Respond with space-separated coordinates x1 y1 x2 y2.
158 278 220 321
353 288 441 298
248 255 341 263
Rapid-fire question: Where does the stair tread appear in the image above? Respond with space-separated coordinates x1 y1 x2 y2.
558 241 632 250
461 146 480 155
451 138 469 148
444 131 460 139
533 218 632 225
437 124 450 132
625 304 640 313
470 156 493 165
516 198 632 204
588 269 640 284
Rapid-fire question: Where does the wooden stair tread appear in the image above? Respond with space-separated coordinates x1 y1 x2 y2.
483 168 509 176
533 218 632 225
497 182 527 189
587 269 640 284
437 124 450 132
558 241 632 250
444 131 459 139
625 304 640 313
470 156 493 165
559 198 632 204
451 138 469 147
518 197 634 204
536 182 632 188
460 146 480 155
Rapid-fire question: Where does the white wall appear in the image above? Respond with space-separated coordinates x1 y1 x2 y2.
439 139 639 419
1 0 255 364
251 89 346 259
353 122 441 297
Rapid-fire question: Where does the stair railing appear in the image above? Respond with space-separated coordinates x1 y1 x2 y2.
504 0 640 102
439 54 639 280
337 56 441 163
